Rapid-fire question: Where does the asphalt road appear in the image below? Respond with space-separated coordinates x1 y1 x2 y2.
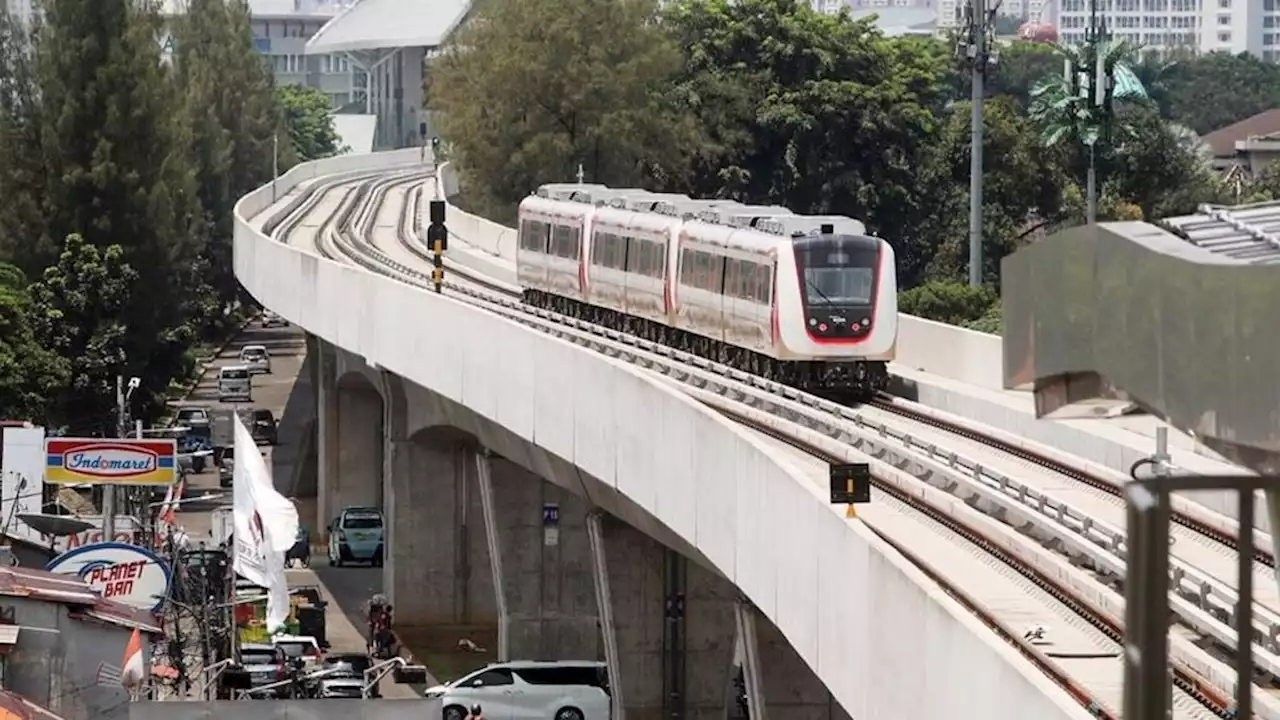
171 317 419 699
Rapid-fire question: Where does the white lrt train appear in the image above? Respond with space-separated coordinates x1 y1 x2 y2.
516 184 897 396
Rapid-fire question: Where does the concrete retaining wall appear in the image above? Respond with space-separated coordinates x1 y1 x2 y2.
234 152 1096 720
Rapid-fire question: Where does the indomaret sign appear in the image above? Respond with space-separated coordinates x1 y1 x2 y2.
45 438 177 486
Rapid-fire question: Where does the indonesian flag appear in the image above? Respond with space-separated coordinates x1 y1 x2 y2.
120 628 145 688
159 479 185 527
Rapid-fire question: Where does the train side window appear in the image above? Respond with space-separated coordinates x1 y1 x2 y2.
650 241 662 278
711 254 726 293
631 238 646 275
680 248 694 286
550 224 565 257
724 259 740 298
654 242 667 278
757 265 773 304
739 261 755 299
571 227 582 260
521 221 541 252
590 232 603 266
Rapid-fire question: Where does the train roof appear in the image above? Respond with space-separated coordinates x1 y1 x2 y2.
753 214 867 237
692 203 793 225
535 183 607 200
603 192 693 212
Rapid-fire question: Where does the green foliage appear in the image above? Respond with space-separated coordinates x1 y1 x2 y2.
0 263 67 421
898 281 998 329
277 84 344 162
662 0 950 240
427 0 692 222
986 41 1062 109
914 97 1065 285
29 234 137 432
0 0 294 424
33 0 205 419
1105 106 1215 220
1155 52 1280 135
174 0 287 334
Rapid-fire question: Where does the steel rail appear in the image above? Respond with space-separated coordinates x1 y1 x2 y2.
706 400 1226 720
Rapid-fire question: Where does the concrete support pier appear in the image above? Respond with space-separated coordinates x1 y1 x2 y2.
311 340 854 720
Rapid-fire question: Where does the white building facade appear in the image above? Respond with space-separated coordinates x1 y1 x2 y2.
1055 0 1274 60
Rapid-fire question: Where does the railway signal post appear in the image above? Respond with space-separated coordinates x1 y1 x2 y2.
829 463 870 518
427 200 448 293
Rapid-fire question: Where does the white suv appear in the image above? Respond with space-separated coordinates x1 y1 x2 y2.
426 660 610 720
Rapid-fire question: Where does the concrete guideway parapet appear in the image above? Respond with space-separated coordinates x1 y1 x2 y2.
1003 219 1280 473
234 149 1099 720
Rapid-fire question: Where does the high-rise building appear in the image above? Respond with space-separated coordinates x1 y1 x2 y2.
3 0 363 108
241 0 365 109
1056 0 1274 60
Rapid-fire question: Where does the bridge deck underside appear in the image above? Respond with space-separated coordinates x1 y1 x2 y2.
1001 220 1280 473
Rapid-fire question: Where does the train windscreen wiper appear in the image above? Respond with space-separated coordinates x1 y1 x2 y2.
805 277 836 307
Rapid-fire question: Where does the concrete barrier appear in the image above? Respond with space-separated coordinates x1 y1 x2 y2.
235 151 1099 720
130 699 440 720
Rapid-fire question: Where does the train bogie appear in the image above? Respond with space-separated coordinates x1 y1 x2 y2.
516 185 898 398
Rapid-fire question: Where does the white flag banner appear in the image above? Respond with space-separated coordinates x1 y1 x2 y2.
231 413 299 632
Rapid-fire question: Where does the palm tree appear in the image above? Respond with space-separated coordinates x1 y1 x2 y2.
1027 38 1150 222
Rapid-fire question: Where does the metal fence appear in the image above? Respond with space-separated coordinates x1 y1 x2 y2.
129 699 441 720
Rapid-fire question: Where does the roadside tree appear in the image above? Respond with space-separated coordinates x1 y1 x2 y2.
29 234 137 432
174 0 288 334
35 0 203 418
427 0 697 222
278 84 343 163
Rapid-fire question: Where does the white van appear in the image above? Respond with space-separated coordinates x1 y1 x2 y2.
217 365 252 402
425 660 609 720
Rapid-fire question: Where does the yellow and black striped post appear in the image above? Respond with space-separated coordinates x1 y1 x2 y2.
427 200 448 293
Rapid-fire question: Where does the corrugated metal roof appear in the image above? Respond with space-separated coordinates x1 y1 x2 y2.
1160 201 1280 264
0 691 64 720
0 567 162 634
305 0 471 54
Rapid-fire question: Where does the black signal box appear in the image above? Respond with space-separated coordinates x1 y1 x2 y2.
829 463 871 504
426 222 448 251
429 200 446 224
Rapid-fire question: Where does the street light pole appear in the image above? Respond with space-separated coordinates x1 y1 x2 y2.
104 376 127 541
271 133 280 203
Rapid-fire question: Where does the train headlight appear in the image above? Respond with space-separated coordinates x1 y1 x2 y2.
861 318 869 326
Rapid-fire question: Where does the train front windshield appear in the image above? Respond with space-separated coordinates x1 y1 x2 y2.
794 235 879 307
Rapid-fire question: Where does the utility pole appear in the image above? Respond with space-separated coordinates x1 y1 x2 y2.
958 0 998 287
1071 0 1113 224
105 376 126 541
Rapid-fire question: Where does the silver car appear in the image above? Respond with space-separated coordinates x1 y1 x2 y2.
240 345 271 374
318 677 366 699
239 643 288 698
